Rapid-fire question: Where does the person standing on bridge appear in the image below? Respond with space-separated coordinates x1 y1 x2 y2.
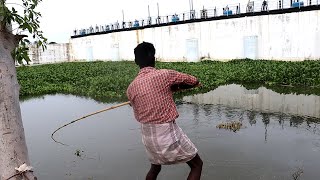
127 42 203 180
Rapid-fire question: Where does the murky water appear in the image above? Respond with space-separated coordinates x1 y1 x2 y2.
20 84 320 180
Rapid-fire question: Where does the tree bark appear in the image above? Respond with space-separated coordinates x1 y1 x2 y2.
0 29 36 179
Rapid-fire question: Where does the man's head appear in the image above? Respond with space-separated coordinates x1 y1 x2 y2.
134 42 156 69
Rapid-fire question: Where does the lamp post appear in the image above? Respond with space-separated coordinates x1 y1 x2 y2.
189 0 195 19
122 10 124 22
189 0 194 11
122 10 126 28
157 3 159 17
157 2 161 24
148 5 151 25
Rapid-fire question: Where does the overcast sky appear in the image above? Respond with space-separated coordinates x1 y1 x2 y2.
8 0 246 43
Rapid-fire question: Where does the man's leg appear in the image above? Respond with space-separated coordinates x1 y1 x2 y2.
186 154 203 180
146 164 161 180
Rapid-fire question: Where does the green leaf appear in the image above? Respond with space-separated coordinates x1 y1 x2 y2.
11 7 17 13
23 51 30 62
24 39 31 44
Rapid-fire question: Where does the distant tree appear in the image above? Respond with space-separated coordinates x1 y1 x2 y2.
0 0 46 179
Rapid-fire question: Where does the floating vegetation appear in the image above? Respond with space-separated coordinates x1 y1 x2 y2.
17 60 320 103
74 149 84 157
216 121 243 132
292 167 303 180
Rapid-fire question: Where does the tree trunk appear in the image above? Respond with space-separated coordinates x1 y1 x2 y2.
0 29 36 179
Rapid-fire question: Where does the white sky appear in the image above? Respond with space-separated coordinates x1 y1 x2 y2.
8 0 248 43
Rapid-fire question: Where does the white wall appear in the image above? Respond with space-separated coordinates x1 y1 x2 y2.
70 10 320 62
47 10 320 63
29 43 71 64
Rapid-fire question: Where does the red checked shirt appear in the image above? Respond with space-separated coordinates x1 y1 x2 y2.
127 67 199 124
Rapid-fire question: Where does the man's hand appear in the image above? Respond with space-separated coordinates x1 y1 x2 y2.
170 84 180 92
195 82 202 87
171 82 202 92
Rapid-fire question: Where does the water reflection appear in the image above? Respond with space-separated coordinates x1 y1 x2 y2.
183 84 320 118
177 103 320 180
247 111 257 125
290 116 304 127
20 93 320 180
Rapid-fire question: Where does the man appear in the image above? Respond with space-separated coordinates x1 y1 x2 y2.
127 42 203 180
262 0 268 11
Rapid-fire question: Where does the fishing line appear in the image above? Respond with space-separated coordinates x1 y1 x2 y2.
51 101 130 146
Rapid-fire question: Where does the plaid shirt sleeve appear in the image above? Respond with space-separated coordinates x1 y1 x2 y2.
166 70 199 89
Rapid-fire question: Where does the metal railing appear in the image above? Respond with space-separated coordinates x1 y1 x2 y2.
73 0 319 36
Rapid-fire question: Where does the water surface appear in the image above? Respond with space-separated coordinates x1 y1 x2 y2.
20 85 320 180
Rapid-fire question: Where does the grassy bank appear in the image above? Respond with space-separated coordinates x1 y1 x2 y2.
17 60 320 102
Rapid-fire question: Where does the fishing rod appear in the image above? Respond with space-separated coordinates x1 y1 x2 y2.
51 101 130 146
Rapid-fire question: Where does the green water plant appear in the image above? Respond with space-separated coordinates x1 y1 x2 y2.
17 60 320 102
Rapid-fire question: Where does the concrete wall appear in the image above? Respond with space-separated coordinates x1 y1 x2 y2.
70 10 320 62
31 9 320 64
183 84 320 118
28 43 71 64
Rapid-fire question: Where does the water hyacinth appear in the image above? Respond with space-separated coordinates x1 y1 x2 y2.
17 60 320 103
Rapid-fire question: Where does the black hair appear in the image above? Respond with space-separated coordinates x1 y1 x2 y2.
134 42 156 68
